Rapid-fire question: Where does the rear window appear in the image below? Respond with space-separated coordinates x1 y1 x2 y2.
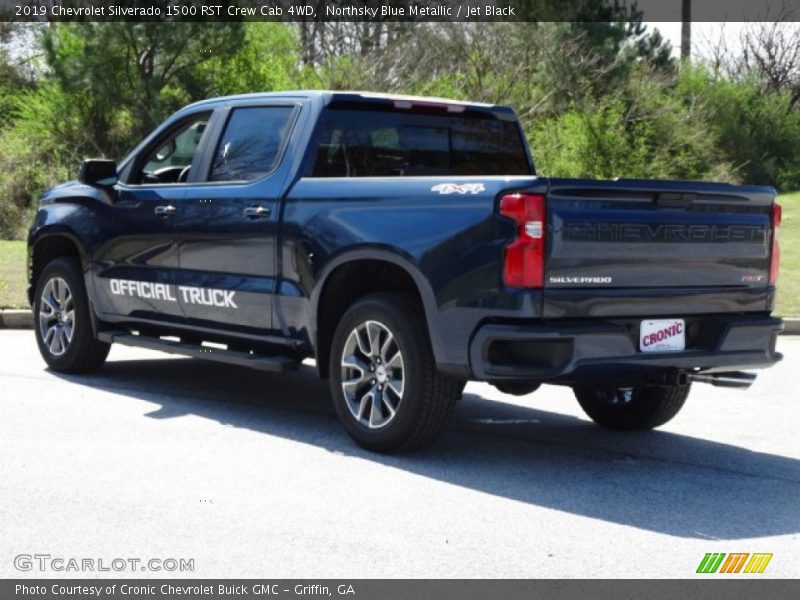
308 108 531 177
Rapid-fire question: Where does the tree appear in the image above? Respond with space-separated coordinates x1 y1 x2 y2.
0 24 36 130
40 22 245 152
739 21 800 104
704 21 800 105
191 23 302 96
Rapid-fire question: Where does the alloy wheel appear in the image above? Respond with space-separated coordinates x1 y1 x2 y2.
340 320 405 429
38 277 75 357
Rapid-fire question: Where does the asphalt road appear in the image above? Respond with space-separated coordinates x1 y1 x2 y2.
0 330 798 578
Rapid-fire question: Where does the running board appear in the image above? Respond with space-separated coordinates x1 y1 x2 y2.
97 332 298 373
689 371 757 389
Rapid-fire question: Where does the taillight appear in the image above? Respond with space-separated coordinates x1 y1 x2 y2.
499 193 546 288
769 202 781 285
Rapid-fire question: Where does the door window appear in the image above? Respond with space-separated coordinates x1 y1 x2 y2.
133 113 211 185
208 106 294 182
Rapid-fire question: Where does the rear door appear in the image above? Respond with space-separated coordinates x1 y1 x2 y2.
173 102 301 336
542 179 775 315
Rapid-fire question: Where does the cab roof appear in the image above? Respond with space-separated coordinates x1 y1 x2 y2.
183 90 518 120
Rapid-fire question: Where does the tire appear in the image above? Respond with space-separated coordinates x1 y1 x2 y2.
329 292 461 453
33 257 110 373
573 383 690 431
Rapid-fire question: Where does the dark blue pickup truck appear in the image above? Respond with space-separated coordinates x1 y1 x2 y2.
28 91 783 452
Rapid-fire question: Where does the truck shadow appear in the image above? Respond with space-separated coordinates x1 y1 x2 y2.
53 357 800 541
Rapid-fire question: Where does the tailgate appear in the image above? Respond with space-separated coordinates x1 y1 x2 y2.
543 179 776 314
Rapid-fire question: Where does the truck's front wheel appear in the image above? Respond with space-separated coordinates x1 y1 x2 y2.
33 257 110 373
329 292 461 453
573 384 690 431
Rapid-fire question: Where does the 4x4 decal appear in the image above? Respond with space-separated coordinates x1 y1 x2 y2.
431 183 486 195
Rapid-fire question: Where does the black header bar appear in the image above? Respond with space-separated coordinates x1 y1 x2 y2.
2 0 800 22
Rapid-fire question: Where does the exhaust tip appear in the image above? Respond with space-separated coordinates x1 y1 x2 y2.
689 371 757 390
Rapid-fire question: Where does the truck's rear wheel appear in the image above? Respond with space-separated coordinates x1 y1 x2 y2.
573 384 690 430
33 257 110 373
329 292 461 453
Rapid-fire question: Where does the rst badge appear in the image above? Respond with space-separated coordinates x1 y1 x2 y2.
640 319 685 352
431 182 486 195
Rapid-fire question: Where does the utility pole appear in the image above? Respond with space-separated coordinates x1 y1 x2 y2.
681 0 692 61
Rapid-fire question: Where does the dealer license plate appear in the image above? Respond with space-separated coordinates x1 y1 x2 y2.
639 319 685 353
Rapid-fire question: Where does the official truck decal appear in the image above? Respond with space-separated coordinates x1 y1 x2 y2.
109 279 237 308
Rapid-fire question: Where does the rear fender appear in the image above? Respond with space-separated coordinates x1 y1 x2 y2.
310 247 444 368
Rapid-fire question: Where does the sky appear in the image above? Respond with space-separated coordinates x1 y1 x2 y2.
654 21 800 61
650 22 749 58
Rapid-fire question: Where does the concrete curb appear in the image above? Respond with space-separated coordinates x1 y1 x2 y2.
784 318 800 335
0 309 33 329
0 309 798 334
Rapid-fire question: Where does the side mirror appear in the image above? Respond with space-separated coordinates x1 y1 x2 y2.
79 159 118 187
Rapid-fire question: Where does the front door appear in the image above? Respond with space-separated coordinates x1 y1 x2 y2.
92 111 213 325
173 103 300 337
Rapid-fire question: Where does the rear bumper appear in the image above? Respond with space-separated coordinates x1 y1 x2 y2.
469 315 783 383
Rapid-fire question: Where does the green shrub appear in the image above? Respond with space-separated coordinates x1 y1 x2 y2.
529 67 735 181
678 66 800 190
0 83 83 238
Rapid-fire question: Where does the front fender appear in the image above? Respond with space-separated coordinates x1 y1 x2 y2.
27 203 97 304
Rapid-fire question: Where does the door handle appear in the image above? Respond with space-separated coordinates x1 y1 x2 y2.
243 206 271 219
154 205 176 217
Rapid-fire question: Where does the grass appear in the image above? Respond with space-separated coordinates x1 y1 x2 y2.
775 191 799 317
0 193 798 314
0 240 27 309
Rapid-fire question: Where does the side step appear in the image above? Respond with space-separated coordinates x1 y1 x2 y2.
97 332 298 373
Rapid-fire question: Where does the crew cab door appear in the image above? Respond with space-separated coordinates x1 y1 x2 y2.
172 102 301 336
92 110 214 323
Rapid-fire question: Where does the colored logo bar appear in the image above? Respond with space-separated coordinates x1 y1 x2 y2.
697 553 773 574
